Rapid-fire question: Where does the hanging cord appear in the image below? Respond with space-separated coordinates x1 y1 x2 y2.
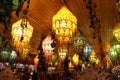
116 0 120 22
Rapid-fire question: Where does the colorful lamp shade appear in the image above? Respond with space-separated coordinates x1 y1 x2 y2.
58 46 68 61
113 23 120 41
0 47 11 62
11 19 33 52
9 50 17 64
52 6 77 45
42 34 54 62
83 42 92 62
73 33 86 54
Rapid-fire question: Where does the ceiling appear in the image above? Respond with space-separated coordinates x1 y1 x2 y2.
0 0 117 58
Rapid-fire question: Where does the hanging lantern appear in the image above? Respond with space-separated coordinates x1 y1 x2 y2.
83 42 92 62
113 23 120 41
73 32 86 55
58 46 68 61
108 45 119 65
89 50 97 64
72 53 79 66
52 6 77 45
34 55 39 67
9 50 17 64
49 53 57 66
0 47 11 62
42 34 54 62
11 18 33 52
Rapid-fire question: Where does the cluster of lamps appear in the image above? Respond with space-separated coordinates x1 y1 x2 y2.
52 5 77 62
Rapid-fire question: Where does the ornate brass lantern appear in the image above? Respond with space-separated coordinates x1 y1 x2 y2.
52 6 77 45
11 17 33 52
73 33 86 55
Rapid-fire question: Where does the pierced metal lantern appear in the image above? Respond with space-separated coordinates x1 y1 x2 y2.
9 50 17 64
11 18 33 52
73 33 86 54
58 46 68 61
52 6 77 45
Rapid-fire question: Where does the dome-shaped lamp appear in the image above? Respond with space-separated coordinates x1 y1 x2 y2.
52 6 77 45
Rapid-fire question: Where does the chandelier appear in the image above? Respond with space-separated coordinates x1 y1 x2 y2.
11 10 33 52
52 6 77 45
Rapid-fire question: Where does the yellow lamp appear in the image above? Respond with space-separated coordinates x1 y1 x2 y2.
52 6 77 45
58 46 68 61
113 23 120 41
11 19 33 52
72 53 79 66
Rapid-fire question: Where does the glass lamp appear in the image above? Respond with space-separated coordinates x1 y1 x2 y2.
113 23 120 41
108 44 119 65
9 50 17 64
83 42 92 62
0 47 11 62
89 50 97 64
11 18 33 52
72 53 79 66
42 34 54 62
58 46 68 61
52 6 77 45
